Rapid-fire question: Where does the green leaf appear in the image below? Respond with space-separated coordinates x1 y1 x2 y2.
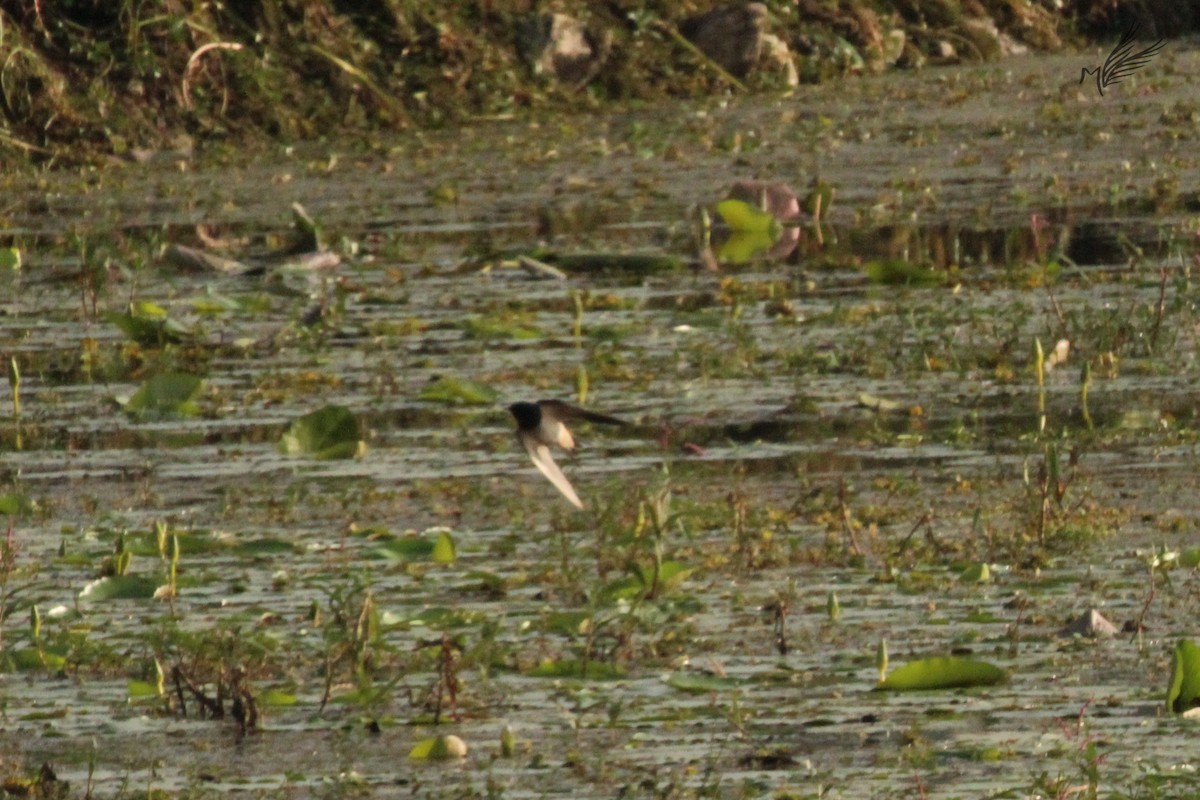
1166 639 1200 713
419 376 498 406
959 563 991 583
0 493 31 516
106 307 190 346
865 259 946 287
432 530 456 564
259 688 298 707
11 647 67 672
369 536 436 561
460 316 541 340
408 735 468 759
526 659 625 680
718 230 779 264
664 672 740 694
0 246 21 270
78 575 160 602
128 680 162 699
877 656 1006 691
606 560 693 599
715 199 781 234
291 202 322 251
122 374 203 418
232 538 297 556
279 405 363 459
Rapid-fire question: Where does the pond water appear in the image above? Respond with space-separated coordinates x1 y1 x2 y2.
3 48 1200 798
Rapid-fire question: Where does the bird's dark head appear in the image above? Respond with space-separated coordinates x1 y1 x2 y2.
508 401 541 429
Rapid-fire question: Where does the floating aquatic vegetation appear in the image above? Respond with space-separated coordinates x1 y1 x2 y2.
876 656 1006 691
121 373 204 419
107 301 192 346
279 404 364 459
1166 639 1200 714
409 735 468 760
419 376 499 405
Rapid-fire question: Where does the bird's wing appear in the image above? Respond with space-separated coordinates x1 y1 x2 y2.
522 435 584 509
540 399 628 427
1100 25 1164 89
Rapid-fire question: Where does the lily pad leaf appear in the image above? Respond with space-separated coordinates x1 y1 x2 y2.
1166 639 1200 713
876 656 1006 691
11 647 67 672
461 316 541 340
419 376 498 406
280 405 363 459
959 563 991 583
0 246 21 270
716 199 781 235
0 493 32 516
665 672 740 694
527 659 626 680
719 230 779 264
409 735 468 760
127 680 162 699
79 575 160 602
122 374 203 419
865 259 946 287
259 688 298 707
369 537 436 561
106 304 190 346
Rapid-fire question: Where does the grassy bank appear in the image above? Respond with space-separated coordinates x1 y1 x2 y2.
0 0 1192 165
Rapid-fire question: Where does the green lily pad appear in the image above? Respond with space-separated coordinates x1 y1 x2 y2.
123 374 203 419
419 376 498 405
527 659 626 680
369 535 436 561
0 493 31 516
1166 639 1200 713
959 563 991 583
409 735 467 759
1179 549 1200 569
865 259 947 287
11 647 67 672
460 316 541 340
719 230 779 264
127 680 162 699
232 538 298 556
78 575 160 602
876 656 1006 691
716 198 781 235
664 672 741 694
0 246 21 270
107 302 190 346
279 405 363 459
259 688 298 707
605 560 693 599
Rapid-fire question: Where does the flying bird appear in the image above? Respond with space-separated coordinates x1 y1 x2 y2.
507 399 627 509
1080 23 1165 97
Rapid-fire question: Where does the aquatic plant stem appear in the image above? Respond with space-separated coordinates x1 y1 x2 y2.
8 356 20 450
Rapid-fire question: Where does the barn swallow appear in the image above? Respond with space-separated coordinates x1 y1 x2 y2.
507 399 627 509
